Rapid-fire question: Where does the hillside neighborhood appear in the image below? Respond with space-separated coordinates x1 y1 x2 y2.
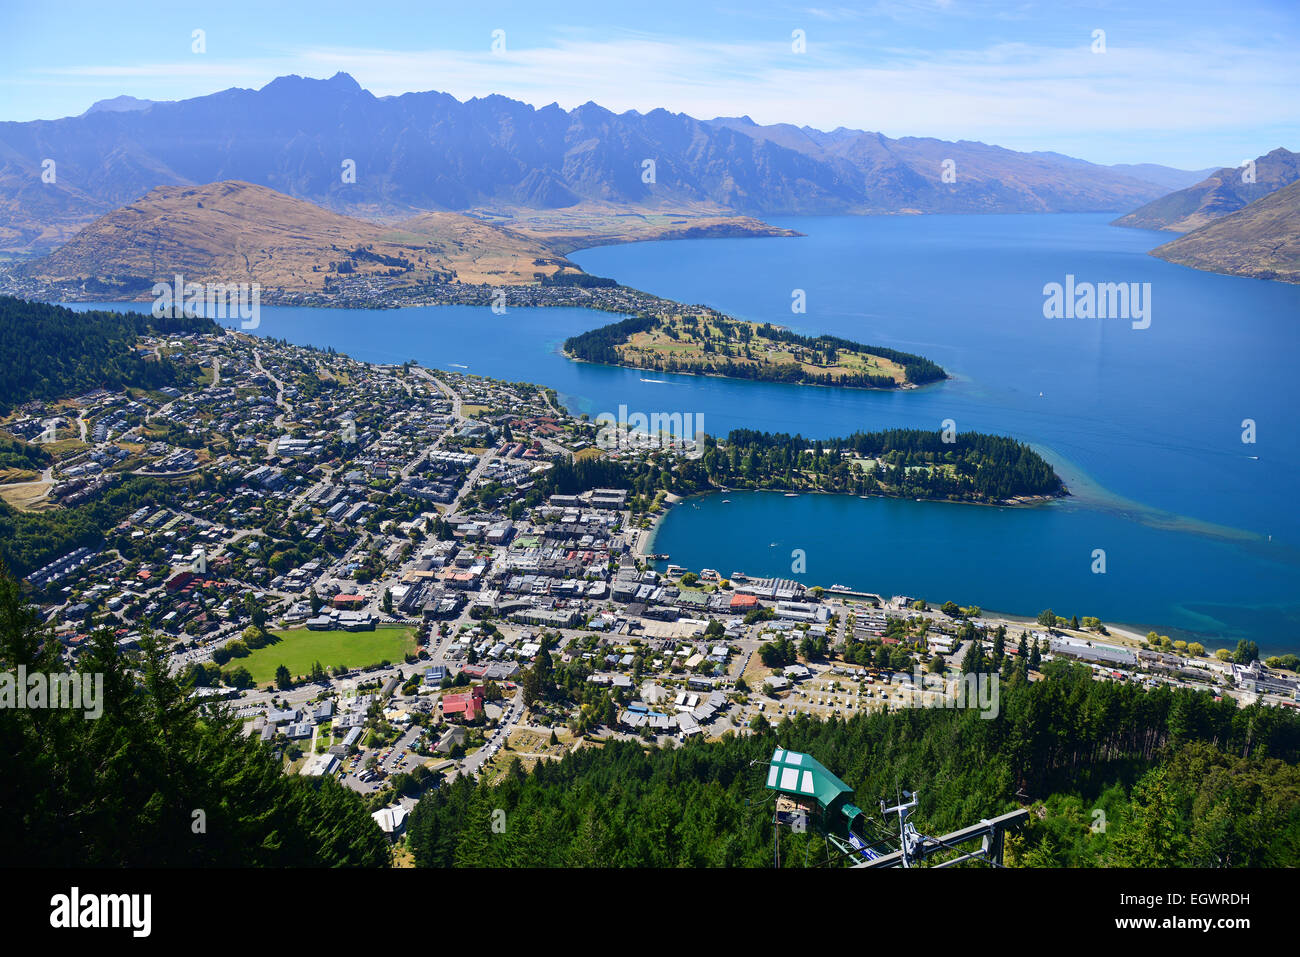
6 323 1297 846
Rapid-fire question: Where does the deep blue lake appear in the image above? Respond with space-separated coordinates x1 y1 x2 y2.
70 213 1300 649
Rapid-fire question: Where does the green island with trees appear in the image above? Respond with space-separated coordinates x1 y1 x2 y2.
563 312 947 389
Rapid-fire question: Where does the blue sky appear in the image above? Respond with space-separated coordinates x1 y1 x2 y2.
3 0 1297 168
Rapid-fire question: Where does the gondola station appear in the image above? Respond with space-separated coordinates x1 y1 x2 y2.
764 747 1027 868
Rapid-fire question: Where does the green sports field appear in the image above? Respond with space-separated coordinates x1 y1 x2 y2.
224 625 417 684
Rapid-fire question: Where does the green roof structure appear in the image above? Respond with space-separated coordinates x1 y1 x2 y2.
765 747 854 810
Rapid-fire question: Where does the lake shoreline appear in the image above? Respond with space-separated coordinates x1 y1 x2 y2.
646 485 1065 524
637 485 1066 565
638 488 1255 650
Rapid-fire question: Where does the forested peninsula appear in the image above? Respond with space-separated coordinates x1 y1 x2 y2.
548 428 1066 506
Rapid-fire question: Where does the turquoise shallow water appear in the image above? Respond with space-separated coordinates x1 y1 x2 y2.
68 212 1300 647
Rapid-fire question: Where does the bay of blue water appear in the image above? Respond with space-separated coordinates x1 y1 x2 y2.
70 213 1300 648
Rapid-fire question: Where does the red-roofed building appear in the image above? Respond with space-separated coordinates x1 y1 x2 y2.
333 594 366 610
441 685 485 723
730 593 759 612
164 571 194 593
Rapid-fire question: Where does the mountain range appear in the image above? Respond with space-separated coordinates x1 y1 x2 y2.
0 72 1187 258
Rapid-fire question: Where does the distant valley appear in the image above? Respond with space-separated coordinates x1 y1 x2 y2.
1112 147 1299 233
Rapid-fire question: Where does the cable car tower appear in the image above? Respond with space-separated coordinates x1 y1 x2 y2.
763 746 1027 868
